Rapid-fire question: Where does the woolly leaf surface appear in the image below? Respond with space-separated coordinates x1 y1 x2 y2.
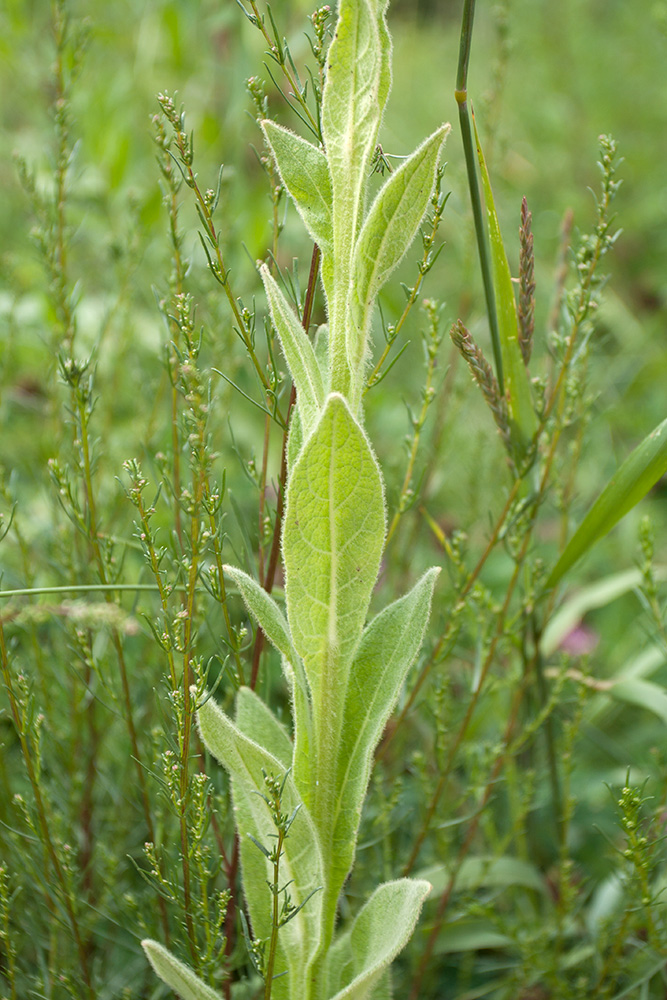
142 940 222 1000
324 880 431 1000
262 120 333 254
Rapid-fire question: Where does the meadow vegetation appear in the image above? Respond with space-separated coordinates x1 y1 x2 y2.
1 1 667 998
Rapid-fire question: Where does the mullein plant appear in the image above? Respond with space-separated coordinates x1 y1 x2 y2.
143 1 449 998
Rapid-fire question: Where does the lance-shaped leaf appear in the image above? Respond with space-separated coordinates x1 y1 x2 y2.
322 0 383 392
198 698 324 992
313 323 331 389
473 113 537 461
322 0 382 240
375 0 392 118
283 392 385 732
261 264 324 437
331 568 440 887
288 325 331 469
287 405 305 473
142 940 222 1000
233 685 313 858
547 416 667 587
261 120 333 254
283 393 385 923
323 879 432 1000
350 125 450 378
223 563 297 664
235 686 293 769
222 563 313 774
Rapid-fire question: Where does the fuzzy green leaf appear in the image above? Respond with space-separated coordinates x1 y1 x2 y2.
197 698 323 993
283 394 384 792
323 879 432 1000
222 565 313 773
313 323 331 390
261 264 325 437
473 113 537 460
355 124 449 305
332 568 439 883
287 405 305 473
283 393 384 936
261 120 333 254
375 0 392 117
547 416 667 587
235 686 293 769
322 0 384 394
142 940 222 1000
283 393 384 712
322 0 382 240
349 125 449 380
223 564 297 664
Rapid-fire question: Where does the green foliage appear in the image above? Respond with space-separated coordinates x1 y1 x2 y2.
472 111 537 463
351 123 449 380
261 263 326 435
261 121 333 253
144 940 225 1000
547 416 667 586
2 1 667 999
323 879 431 999
174 7 445 991
197 696 324 998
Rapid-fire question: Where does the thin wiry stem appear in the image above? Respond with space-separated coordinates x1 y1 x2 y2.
408 667 531 999
157 94 280 411
378 475 524 761
245 0 321 139
403 512 533 879
71 381 171 945
258 412 272 586
406 278 621 984
52 0 76 354
154 113 186 549
541 136 621 428
0 621 95 1000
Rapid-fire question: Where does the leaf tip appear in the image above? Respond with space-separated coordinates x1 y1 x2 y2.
141 938 164 971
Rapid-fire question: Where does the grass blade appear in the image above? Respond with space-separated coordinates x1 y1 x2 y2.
547 417 667 587
472 111 537 462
